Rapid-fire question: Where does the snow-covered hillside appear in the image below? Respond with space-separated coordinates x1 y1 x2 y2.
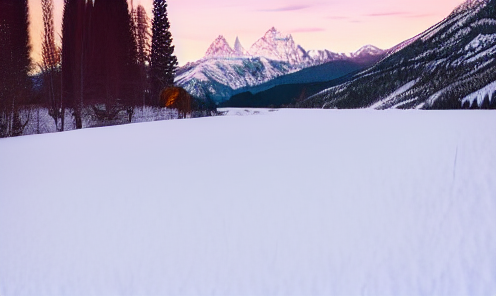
175 28 385 103
174 57 294 102
303 0 496 109
1 109 495 295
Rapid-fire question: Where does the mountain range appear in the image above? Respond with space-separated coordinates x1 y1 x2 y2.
175 28 385 103
300 0 496 109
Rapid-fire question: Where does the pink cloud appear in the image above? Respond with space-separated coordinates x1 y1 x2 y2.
365 12 409 17
291 28 326 33
326 16 350 20
258 5 311 12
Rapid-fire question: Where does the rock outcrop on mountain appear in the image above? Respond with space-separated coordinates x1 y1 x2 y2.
175 28 385 103
301 0 496 109
204 35 235 58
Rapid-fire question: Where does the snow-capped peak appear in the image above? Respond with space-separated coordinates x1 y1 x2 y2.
352 45 384 57
249 27 302 65
234 36 248 56
204 35 235 58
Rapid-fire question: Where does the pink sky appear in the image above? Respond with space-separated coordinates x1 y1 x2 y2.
28 0 465 66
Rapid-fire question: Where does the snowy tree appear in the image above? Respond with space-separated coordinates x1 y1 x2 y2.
150 0 178 105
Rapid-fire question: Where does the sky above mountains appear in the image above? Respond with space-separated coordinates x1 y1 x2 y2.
28 0 465 66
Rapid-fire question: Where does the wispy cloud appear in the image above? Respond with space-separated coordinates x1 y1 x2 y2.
365 11 409 17
258 5 311 12
291 27 326 33
364 11 434 18
405 13 435 18
326 16 350 20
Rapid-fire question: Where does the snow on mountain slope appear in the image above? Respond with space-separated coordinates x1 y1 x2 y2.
306 49 348 63
204 35 236 58
175 28 385 103
1 109 496 295
302 0 496 109
174 57 294 102
249 27 303 65
461 79 496 106
234 36 248 57
352 45 385 58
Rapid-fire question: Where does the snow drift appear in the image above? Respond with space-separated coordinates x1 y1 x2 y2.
0 109 495 295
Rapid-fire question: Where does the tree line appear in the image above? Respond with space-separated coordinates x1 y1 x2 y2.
0 0 178 137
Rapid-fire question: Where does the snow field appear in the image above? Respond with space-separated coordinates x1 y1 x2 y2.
0 109 495 295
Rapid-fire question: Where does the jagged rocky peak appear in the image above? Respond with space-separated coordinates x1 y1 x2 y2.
234 36 248 56
204 35 235 58
249 27 302 65
264 27 284 38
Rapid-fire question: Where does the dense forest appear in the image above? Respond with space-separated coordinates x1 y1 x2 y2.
0 0 213 138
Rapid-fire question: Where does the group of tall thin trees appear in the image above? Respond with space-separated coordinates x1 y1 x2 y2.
0 0 32 137
0 0 178 137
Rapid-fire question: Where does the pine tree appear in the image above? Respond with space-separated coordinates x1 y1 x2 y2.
0 0 32 137
150 0 178 105
90 0 139 121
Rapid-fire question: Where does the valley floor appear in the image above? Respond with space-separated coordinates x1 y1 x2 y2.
0 109 495 295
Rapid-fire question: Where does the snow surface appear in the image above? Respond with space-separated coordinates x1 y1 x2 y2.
461 80 496 107
1 109 496 295
369 80 418 109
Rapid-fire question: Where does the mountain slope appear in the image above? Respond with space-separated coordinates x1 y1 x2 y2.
204 36 236 58
174 57 294 102
222 57 384 108
248 27 303 65
175 28 385 103
301 0 496 109
220 73 355 108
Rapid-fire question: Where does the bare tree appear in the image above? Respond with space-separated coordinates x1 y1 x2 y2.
41 0 62 131
132 4 151 107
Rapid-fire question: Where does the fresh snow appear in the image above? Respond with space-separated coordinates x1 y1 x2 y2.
461 80 496 107
1 109 496 295
369 80 418 109
464 33 496 52
174 57 293 91
248 27 303 65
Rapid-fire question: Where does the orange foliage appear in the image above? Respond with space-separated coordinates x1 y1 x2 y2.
159 86 192 118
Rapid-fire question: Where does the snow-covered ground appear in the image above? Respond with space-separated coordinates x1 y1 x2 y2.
1 109 495 295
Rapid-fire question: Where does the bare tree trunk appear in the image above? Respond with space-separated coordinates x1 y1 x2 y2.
37 107 40 134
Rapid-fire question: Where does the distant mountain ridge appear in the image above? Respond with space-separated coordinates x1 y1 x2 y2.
175 27 385 102
201 27 385 66
301 0 496 109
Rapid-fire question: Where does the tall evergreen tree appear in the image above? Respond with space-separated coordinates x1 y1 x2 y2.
150 0 178 105
90 0 138 120
0 0 32 137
